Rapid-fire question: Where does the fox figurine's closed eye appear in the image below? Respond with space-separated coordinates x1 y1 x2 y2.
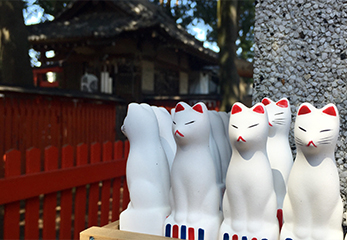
280 103 344 240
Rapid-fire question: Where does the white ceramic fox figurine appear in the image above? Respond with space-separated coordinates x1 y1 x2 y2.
120 103 171 236
209 110 232 187
165 102 222 240
219 102 279 240
209 122 223 192
262 97 293 227
280 103 344 240
152 105 176 170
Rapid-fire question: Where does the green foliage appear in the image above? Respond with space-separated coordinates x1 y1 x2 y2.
151 0 254 60
24 0 71 22
33 0 70 17
238 0 255 60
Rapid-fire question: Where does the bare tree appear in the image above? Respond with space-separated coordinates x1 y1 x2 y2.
218 0 240 111
0 0 33 86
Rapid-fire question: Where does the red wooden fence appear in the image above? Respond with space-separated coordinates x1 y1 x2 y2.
0 89 123 179
0 140 130 240
0 87 129 239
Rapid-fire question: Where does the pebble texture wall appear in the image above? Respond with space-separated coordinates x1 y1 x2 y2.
253 0 347 224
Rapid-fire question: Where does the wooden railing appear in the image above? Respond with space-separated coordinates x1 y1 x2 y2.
0 140 130 240
0 87 127 178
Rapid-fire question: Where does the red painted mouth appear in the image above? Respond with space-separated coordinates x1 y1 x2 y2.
175 130 184 137
269 122 273 127
237 136 246 142
307 141 317 147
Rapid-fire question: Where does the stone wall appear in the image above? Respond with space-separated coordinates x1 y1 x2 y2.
253 0 347 224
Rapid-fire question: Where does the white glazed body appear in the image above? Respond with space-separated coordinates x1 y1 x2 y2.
280 103 344 240
209 110 232 188
219 102 279 240
262 97 293 226
165 102 222 240
152 106 176 170
120 103 171 236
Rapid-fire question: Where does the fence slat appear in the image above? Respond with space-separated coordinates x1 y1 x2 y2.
100 179 111 226
74 143 88 239
3 149 21 240
60 145 74 239
26 101 34 150
121 177 130 212
0 98 4 178
114 141 124 160
100 142 113 226
42 146 59 240
112 141 124 221
4 101 12 155
88 143 101 227
124 140 130 159
112 178 122 221
12 100 19 152
122 140 130 209
24 147 41 239
42 103 49 152
17 99 26 174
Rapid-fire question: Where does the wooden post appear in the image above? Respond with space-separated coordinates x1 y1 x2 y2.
3 149 21 240
24 147 41 239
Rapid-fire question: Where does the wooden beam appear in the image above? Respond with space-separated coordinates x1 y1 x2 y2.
0 159 126 205
80 221 170 240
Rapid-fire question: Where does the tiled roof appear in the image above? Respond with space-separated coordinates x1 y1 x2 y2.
27 0 217 60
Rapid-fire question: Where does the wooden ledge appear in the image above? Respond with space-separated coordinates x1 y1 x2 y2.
80 221 170 240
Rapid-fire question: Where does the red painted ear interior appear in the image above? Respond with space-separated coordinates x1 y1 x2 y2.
231 104 242 114
261 98 271 106
253 105 264 114
192 104 203 113
298 105 311 115
175 103 185 112
323 106 337 116
276 99 289 108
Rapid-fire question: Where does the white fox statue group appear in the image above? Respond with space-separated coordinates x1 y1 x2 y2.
120 99 344 240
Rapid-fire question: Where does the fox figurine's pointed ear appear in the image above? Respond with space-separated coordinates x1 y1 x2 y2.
192 103 204 113
231 104 242 114
298 104 311 115
175 103 185 113
276 99 289 108
261 98 272 106
322 105 337 116
253 104 265 114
